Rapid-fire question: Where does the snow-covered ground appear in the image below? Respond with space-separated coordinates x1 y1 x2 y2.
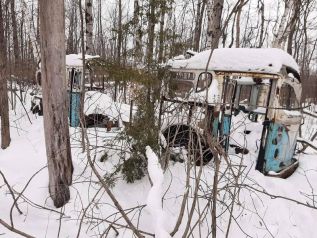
1 91 317 238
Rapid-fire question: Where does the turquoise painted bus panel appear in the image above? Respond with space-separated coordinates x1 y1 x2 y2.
222 115 231 151
69 92 81 127
212 115 219 138
222 115 231 136
264 123 297 172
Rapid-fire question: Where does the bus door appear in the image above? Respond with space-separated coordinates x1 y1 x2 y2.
256 76 302 176
68 68 82 127
220 76 237 151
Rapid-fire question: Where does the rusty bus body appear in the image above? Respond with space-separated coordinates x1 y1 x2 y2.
162 48 302 178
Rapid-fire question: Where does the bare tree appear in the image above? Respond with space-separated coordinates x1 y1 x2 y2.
117 0 122 63
66 1 78 54
286 0 301 55
39 0 73 208
272 0 295 48
146 0 157 66
11 0 20 68
85 0 93 55
193 0 207 52
158 0 167 63
235 0 249 48
0 0 10 150
206 0 224 49
132 0 143 65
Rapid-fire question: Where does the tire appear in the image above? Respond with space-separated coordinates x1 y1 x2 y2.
163 125 213 165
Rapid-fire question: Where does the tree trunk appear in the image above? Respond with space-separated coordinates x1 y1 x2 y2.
66 2 76 54
158 0 166 63
287 1 301 55
39 0 73 208
96 0 104 56
272 0 295 49
257 0 265 48
235 0 245 48
85 0 93 55
206 0 224 50
79 0 87 152
193 0 206 52
133 0 142 65
11 0 20 65
146 0 156 67
117 0 122 63
0 0 11 149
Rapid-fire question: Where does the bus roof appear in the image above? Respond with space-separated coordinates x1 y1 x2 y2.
66 54 99 67
167 48 299 75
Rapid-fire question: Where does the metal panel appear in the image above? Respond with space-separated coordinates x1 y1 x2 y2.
69 92 81 127
264 122 298 172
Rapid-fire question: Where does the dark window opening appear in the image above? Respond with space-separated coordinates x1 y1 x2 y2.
279 83 299 109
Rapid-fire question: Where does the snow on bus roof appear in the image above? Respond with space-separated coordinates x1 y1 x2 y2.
167 48 299 74
66 54 100 67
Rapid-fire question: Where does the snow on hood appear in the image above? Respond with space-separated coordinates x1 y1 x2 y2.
84 91 134 122
38 54 100 68
167 48 299 74
66 54 100 67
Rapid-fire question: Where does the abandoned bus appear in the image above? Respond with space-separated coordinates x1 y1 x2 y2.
31 54 99 127
162 48 302 178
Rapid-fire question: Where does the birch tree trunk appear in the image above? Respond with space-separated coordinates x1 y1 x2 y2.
39 0 73 208
206 0 224 50
0 0 11 149
85 0 93 55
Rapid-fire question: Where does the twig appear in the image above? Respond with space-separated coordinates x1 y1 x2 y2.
9 166 47 228
0 170 23 215
12 90 32 125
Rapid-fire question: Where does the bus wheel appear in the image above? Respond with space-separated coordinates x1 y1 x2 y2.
163 125 213 166
163 125 196 148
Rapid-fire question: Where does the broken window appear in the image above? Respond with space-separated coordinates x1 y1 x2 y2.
279 83 299 109
170 71 195 81
168 71 195 98
239 85 252 104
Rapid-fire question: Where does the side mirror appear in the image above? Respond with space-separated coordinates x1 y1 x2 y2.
248 112 258 122
196 72 212 93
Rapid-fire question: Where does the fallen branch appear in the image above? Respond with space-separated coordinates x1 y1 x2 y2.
241 184 317 210
81 125 145 238
12 90 32 125
0 170 23 215
303 109 317 118
10 166 47 228
0 219 35 238
297 137 317 153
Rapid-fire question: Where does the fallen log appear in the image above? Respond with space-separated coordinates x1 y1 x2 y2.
297 137 317 153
